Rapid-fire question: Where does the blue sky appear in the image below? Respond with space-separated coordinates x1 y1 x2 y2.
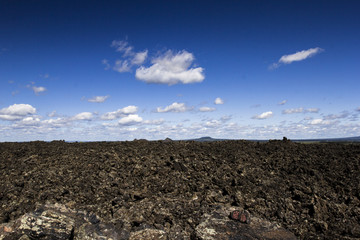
1 0 359 141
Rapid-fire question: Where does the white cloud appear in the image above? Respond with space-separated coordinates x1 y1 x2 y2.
270 47 323 69
214 97 224 105
283 107 319 114
42 117 70 128
19 116 41 125
135 50 204 85
310 119 331 125
356 107 360 112
156 102 191 113
101 106 138 120
204 120 221 128
111 40 133 56
199 107 216 112
48 111 57 117
0 104 36 120
278 100 287 105
72 112 93 121
88 95 109 103
306 108 319 113
143 119 165 125
118 114 143 125
32 86 47 95
132 50 148 65
113 60 131 72
252 111 273 119
220 115 232 122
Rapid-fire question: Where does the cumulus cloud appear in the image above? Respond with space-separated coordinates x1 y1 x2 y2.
278 100 287 105
283 107 319 114
0 104 36 120
214 97 224 105
118 114 142 125
19 116 41 125
135 50 204 85
252 111 273 119
87 95 109 103
156 102 191 113
113 60 131 72
132 50 148 65
72 112 93 121
32 86 47 95
101 106 138 120
270 47 323 69
199 107 216 112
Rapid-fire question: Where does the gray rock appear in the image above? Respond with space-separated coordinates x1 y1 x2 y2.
0 203 121 240
195 206 297 240
129 228 167 240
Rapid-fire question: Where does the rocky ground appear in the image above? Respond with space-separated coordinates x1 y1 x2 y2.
0 139 359 239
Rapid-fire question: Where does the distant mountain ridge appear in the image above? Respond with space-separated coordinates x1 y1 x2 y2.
188 136 360 142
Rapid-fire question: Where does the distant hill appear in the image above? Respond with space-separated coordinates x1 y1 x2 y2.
294 136 360 143
187 136 229 142
187 136 360 143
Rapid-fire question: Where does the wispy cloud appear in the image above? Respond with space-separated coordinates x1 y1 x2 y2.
108 40 148 72
111 40 133 56
0 104 36 121
278 100 287 105
135 50 204 85
282 107 319 114
32 86 47 95
102 59 110 70
87 95 109 103
143 118 165 125
270 47 323 69
113 60 131 72
252 111 273 119
214 97 224 105
156 102 192 113
323 112 349 120
199 107 216 112
132 50 148 65
48 111 57 117
39 73 50 79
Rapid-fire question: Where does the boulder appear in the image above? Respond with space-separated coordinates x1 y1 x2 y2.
195 206 297 240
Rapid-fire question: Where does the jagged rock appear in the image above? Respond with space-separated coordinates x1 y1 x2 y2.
195 206 297 240
163 138 173 142
1 140 359 239
129 228 167 239
75 222 129 240
0 204 121 240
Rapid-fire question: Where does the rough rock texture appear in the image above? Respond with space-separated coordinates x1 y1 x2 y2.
196 206 296 239
0 203 125 239
1 140 360 239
